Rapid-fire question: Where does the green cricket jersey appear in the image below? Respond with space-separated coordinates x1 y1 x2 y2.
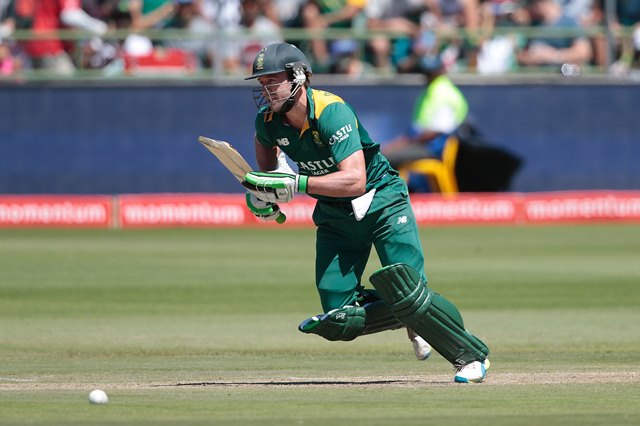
255 87 396 203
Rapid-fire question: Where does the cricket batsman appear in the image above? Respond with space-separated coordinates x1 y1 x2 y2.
241 43 490 383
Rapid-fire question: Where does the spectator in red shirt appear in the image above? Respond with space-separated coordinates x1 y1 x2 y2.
17 0 107 76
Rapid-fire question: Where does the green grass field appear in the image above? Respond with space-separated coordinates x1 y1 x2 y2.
1 225 639 425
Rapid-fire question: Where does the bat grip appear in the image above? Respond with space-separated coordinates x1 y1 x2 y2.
276 211 287 224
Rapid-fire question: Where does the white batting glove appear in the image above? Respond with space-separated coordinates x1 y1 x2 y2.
242 171 308 204
245 152 295 203
245 193 283 222
274 150 295 174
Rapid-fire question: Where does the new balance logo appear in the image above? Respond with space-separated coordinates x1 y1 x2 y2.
334 313 346 320
276 138 290 146
397 216 408 224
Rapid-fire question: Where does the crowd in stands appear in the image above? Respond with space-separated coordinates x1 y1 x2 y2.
0 0 639 78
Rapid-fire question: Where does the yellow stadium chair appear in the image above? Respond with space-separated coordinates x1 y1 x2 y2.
398 137 460 195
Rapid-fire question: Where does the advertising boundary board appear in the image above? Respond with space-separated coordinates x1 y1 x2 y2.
1 191 640 228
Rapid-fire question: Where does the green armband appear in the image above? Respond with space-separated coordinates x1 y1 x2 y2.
296 175 308 193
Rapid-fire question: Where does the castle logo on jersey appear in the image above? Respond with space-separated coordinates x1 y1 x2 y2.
329 124 352 145
297 157 336 175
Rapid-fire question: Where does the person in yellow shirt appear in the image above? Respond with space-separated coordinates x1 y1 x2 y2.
383 55 468 172
384 54 522 193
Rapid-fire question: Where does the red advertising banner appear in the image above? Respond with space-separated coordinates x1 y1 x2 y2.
409 194 519 225
0 196 112 227
118 194 319 228
2 191 639 228
119 194 251 227
521 191 640 223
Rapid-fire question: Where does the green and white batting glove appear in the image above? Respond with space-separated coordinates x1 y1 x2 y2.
242 171 308 204
245 193 283 222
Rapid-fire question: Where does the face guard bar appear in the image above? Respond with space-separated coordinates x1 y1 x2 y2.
252 80 304 113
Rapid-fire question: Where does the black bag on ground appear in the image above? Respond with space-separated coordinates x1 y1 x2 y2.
453 123 523 192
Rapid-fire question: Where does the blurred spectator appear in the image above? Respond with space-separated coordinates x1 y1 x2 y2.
272 0 305 28
0 0 21 76
201 0 242 73
593 0 640 74
328 37 373 76
236 0 282 72
13 0 108 77
365 0 427 73
383 54 521 192
65 1 128 76
556 0 593 26
1 0 633 78
476 0 529 74
383 55 467 175
634 27 640 72
101 0 153 57
613 0 640 28
436 0 480 30
78 36 120 74
129 0 177 30
433 0 481 71
479 0 529 29
80 0 111 21
553 1 602 73
0 0 13 39
0 38 23 76
201 0 241 29
384 54 467 191
100 1 198 76
588 0 608 68
164 0 215 68
517 0 592 70
301 0 366 72
394 10 440 73
200 0 282 74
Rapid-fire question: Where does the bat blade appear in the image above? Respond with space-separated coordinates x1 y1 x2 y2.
198 136 252 182
198 136 286 224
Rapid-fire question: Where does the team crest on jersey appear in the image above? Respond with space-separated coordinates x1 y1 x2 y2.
276 137 290 146
312 131 322 146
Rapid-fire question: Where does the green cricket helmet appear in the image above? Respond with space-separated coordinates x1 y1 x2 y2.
247 43 313 113
245 43 312 82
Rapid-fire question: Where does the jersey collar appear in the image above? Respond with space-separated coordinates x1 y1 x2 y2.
300 87 315 136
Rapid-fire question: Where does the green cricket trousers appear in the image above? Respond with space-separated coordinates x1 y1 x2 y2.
313 178 426 312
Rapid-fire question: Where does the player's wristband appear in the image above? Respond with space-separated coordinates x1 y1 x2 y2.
296 174 308 193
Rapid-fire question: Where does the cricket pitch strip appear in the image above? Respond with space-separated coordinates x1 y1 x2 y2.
1 371 638 390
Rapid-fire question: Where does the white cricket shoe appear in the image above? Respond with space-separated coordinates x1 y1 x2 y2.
454 358 490 383
407 328 432 361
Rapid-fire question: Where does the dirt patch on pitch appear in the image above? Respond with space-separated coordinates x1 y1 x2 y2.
166 371 639 388
2 371 638 391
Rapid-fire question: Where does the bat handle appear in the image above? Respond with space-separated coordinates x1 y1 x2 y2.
276 211 287 224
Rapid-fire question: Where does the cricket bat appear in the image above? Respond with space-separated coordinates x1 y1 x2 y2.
198 136 286 224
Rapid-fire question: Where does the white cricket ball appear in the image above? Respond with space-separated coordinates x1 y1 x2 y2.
88 389 109 405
